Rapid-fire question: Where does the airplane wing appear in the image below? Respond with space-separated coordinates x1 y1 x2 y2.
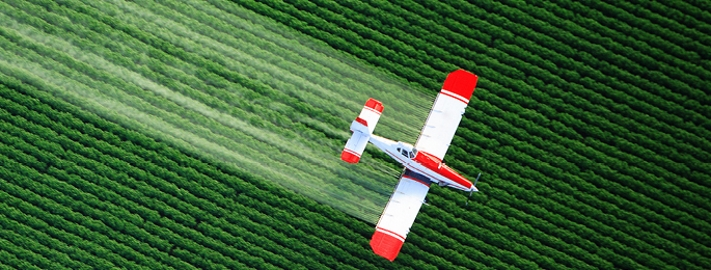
370 169 431 261
370 69 478 261
415 69 478 161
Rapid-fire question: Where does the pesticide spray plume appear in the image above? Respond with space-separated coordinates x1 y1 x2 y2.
0 1 439 223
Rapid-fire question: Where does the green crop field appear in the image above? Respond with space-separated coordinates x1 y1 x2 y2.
1 0 710 269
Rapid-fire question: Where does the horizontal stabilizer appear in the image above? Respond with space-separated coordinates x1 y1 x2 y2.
341 98 383 164
352 98 383 134
340 132 368 164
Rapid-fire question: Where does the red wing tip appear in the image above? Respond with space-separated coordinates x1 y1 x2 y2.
365 98 384 113
442 69 478 100
370 230 404 261
340 150 360 164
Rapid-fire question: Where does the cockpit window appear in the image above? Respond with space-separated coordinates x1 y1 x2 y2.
401 149 408 157
409 151 415 159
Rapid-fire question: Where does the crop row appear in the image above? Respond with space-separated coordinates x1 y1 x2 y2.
304 0 711 199
439 156 695 269
440 0 711 124
61 0 426 139
286 0 711 143
97 1 704 268
310 0 711 208
424 121 688 267
511 0 711 93
0 0 400 219
602 0 711 57
457 94 711 237
465 94 711 242
2 71 459 268
238 0 711 199
451 117 709 268
87 0 711 266
241 0 711 235
0 207 80 270
0 114 276 269
9 0 428 190
466 87 711 229
312 0 711 172
380 0 711 165
0 164 138 269
242 0 711 266
2 0 709 268
1 73 528 268
0 66 493 269
405 3 711 182
0 78 373 269
1 12 560 270
553 0 710 84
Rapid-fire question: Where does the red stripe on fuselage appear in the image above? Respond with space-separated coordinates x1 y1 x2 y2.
413 151 473 189
385 150 472 190
386 150 440 184
438 164 473 189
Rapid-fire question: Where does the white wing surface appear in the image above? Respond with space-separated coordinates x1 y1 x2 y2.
370 172 431 261
415 70 478 161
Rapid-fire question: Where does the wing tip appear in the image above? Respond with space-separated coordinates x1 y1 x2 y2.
365 98 384 113
442 69 478 100
370 230 404 261
340 149 361 163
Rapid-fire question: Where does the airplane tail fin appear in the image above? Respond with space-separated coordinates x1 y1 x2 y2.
341 98 383 164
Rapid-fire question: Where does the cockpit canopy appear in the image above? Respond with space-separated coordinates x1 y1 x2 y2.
396 146 417 159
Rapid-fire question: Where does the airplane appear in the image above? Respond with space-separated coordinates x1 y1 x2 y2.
340 69 481 261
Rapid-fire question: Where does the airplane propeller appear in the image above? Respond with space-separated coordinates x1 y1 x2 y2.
465 172 482 206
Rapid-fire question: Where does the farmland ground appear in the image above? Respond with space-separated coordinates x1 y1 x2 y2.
1 0 710 269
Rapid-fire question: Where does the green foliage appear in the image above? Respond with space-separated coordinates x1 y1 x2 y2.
0 0 710 269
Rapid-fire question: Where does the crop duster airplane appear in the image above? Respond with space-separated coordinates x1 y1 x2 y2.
340 69 481 261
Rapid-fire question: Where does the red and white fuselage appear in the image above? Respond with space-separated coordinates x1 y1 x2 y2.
368 135 477 192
